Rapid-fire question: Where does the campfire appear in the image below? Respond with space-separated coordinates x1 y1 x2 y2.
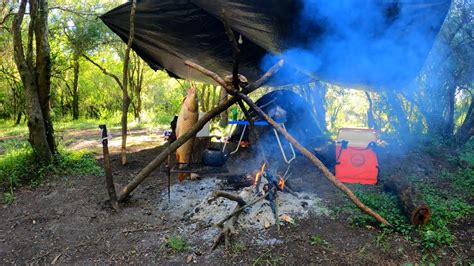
159 162 330 250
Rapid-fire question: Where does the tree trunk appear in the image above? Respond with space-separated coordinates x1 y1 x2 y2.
365 91 378 130
12 0 54 162
444 85 456 138
120 0 137 165
72 53 80 120
15 111 22 125
312 82 329 134
386 91 410 137
135 58 143 121
456 93 474 145
72 55 79 120
35 0 55 154
219 87 228 126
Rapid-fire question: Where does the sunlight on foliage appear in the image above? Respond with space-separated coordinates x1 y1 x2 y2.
0 139 103 204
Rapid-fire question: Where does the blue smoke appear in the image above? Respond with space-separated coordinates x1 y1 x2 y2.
262 0 451 89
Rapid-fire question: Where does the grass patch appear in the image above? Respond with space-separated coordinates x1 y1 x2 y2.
164 235 191 252
0 121 28 138
310 234 330 246
55 117 122 131
231 241 247 253
252 250 284 266
347 185 471 248
0 139 103 204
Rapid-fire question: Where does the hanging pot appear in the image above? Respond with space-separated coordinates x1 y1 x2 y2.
202 148 229 167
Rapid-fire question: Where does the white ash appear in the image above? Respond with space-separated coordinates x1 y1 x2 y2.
158 178 330 230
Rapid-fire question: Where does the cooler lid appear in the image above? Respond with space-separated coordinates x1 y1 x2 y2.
337 128 378 147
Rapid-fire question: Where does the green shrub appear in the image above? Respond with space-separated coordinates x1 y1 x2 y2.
343 181 472 252
0 140 103 204
310 234 330 246
165 235 190 252
459 139 474 167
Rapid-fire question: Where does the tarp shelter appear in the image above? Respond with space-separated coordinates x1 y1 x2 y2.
100 0 451 89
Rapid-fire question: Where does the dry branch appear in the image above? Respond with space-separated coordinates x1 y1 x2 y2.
237 92 390 226
211 190 247 250
117 60 284 201
216 190 270 228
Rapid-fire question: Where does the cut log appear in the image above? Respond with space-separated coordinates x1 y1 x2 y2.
383 177 431 225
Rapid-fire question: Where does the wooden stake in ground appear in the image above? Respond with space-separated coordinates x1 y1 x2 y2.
99 124 119 211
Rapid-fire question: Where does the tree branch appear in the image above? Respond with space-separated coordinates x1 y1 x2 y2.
82 54 123 90
184 60 227 88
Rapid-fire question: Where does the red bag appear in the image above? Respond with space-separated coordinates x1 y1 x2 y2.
335 128 379 185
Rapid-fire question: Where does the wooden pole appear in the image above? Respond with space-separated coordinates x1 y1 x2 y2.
116 60 284 202
236 92 390 226
99 124 119 211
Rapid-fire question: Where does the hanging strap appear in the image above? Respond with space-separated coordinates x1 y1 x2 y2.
335 140 348 164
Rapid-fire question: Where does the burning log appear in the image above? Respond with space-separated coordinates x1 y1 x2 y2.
211 190 247 250
262 171 284 230
383 177 431 225
217 174 255 190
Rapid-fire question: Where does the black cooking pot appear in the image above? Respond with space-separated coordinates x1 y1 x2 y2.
202 148 229 167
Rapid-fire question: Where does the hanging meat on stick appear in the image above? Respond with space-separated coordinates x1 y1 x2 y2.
175 86 199 181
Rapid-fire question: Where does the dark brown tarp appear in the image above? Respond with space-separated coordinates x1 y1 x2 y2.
100 0 451 89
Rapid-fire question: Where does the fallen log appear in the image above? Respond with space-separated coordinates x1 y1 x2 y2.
236 92 391 226
116 60 284 202
383 177 431 225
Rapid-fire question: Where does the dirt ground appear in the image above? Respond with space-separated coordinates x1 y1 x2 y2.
0 128 472 264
